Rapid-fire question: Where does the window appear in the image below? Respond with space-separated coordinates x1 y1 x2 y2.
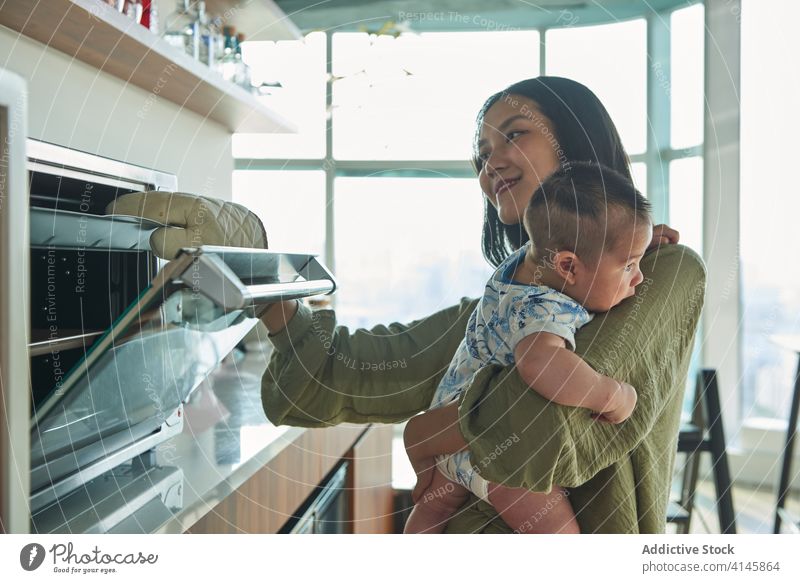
546 19 647 155
233 32 327 159
670 3 704 150
669 156 703 256
740 0 800 421
232 170 326 257
333 176 491 329
631 162 647 193
332 31 540 160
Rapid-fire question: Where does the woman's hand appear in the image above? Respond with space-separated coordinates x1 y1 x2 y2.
106 191 268 259
648 224 680 250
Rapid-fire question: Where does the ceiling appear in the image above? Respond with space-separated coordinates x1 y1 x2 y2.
274 0 696 33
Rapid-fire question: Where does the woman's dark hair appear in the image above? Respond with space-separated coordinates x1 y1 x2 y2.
474 77 632 267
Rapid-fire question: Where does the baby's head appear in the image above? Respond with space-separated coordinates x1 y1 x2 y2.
523 162 652 312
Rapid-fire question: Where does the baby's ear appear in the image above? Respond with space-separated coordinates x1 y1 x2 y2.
553 251 578 285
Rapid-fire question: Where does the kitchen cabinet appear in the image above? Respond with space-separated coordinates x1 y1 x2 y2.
187 423 394 534
348 424 394 534
187 423 362 533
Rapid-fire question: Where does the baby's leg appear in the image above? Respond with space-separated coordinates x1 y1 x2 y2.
487 483 580 534
404 468 470 534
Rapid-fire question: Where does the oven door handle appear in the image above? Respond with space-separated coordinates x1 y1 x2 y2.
244 279 335 303
176 249 335 313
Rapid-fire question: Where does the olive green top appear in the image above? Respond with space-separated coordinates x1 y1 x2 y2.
262 244 706 533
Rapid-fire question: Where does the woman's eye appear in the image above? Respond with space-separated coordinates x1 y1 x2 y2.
625 264 634 273
476 131 526 165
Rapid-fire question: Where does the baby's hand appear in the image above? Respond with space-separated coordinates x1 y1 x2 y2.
648 224 680 250
592 382 638 424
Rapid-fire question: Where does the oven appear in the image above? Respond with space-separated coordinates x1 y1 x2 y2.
22 139 337 518
280 462 351 534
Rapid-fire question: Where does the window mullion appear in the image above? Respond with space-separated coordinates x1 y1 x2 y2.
325 31 336 283
646 11 672 224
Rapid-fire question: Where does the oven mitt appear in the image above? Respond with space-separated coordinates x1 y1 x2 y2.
105 191 268 259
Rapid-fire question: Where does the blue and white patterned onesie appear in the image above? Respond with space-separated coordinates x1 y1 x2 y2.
430 242 593 501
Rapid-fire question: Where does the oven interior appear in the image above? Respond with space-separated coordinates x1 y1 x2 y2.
28 168 156 412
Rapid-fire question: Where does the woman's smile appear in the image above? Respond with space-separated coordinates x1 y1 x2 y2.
494 178 519 202
493 177 521 197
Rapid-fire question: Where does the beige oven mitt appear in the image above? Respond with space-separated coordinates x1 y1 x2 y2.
106 191 268 259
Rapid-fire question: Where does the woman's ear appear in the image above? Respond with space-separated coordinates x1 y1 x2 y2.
553 251 579 285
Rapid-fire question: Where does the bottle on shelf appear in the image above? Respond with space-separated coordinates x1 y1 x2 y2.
144 0 159 34
234 33 252 90
162 0 199 61
218 26 238 82
210 15 225 66
197 1 217 67
124 0 144 23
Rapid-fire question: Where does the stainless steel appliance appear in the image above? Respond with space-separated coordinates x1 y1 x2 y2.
0 68 30 534
24 140 336 521
282 462 351 534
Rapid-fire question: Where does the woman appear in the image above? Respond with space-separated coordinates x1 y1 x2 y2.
115 77 704 533
258 77 704 534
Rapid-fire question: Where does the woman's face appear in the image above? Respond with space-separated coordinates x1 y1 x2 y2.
476 95 562 225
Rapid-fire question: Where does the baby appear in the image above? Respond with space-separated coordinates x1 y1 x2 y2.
403 162 653 534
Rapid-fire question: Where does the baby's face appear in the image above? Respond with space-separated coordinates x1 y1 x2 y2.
579 222 652 313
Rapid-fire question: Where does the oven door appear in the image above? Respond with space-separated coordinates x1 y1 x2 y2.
283 462 350 534
29 245 335 498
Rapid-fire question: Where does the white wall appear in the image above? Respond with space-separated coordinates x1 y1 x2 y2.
0 25 233 199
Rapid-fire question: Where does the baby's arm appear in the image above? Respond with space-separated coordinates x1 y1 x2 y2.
514 332 637 424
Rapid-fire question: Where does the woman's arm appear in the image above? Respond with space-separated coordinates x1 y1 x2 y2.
261 300 299 334
513 332 637 423
261 296 477 427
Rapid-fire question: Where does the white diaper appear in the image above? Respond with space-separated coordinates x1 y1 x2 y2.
435 450 491 503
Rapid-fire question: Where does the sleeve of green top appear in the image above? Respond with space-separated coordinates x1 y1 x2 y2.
458 244 706 492
262 294 478 427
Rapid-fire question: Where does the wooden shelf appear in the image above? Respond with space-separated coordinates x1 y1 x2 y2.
0 0 297 133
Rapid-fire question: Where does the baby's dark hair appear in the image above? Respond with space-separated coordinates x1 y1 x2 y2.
524 162 651 264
